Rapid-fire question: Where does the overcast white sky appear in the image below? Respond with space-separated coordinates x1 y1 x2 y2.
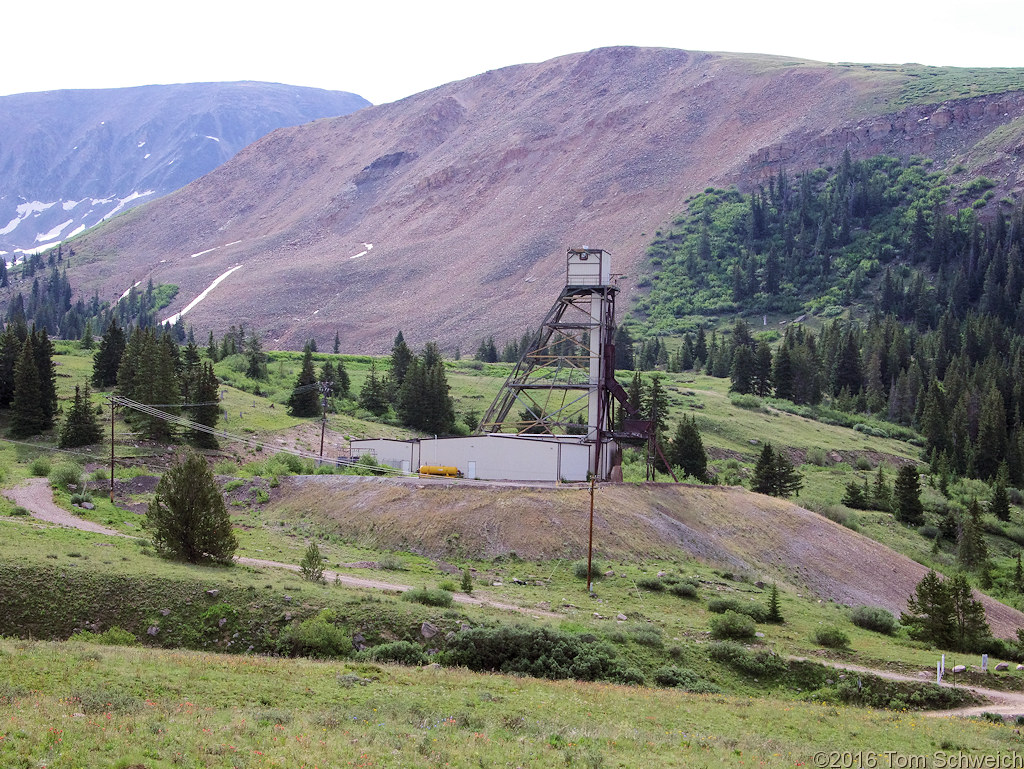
5 0 1023 105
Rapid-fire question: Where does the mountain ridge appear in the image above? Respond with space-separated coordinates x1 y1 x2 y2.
0 82 370 256
41 47 1024 350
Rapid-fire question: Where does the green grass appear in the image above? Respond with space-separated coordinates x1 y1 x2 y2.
2 638 1019 769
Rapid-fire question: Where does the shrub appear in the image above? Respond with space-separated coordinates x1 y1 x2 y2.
708 641 787 677
813 627 851 649
573 561 605 580
300 542 325 583
806 447 830 467
636 576 665 592
358 641 428 666
379 555 407 571
147 452 237 564
438 580 458 592
460 569 474 594
627 625 664 648
653 666 720 693
616 667 646 686
669 582 699 599
223 479 245 492
401 588 454 608
69 627 139 646
279 609 352 659
729 393 762 410
709 610 756 640
442 625 624 683
29 456 51 477
70 492 93 506
49 461 82 491
855 456 873 471
851 606 898 635
707 597 767 622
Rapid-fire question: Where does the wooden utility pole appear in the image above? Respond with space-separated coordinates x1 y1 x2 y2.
109 399 116 502
586 476 596 593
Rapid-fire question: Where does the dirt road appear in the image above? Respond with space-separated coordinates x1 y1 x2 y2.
2 478 557 618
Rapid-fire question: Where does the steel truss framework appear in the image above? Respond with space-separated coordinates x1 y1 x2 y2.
478 248 678 481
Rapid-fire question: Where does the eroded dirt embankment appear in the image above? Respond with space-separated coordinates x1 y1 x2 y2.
274 475 1024 638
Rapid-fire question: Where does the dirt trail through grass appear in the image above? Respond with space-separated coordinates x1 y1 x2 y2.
3 478 558 618
798 657 1024 718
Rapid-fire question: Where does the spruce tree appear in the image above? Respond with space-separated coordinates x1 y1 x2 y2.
0 326 21 408
893 465 925 526
333 331 340 354
901 569 954 648
668 415 708 482
92 317 126 388
765 583 784 624
334 358 351 399
358 361 389 416
244 334 268 380
58 384 103 448
33 328 57 426
957 500 989 572
287 347 321 417
389 331 413 391
188 362 221 448
946 572 991 652
751 443 778 495
990 463 1011 522
9 335 47 437
147 452 237 564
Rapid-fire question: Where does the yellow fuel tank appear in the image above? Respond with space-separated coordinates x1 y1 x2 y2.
418 465 463 478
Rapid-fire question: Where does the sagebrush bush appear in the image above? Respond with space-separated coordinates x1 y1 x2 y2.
709 610 756 640
49 461 82 491
401 588 453 608
573 561 605 580
442 625 625 683
806 447 830 467
627 624 664 648
279 609 352 659
636 576 665 592
29 456 51 477
813 626 851 649
69 627 138 647
851 606 898 635
707 597 767 622
653 666 720 693
708 641 787 677
670 582 699 599
378 555 407 571
358 641 428 666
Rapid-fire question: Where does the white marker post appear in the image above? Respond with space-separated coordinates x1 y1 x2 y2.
941 654 945 675
937 661 942 684
982 654 989 672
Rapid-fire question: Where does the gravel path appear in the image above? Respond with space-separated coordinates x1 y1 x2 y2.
3 478 557 618
4 478 129 537
795 657 1024 718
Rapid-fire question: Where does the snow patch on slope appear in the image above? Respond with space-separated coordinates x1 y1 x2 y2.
162 265 244 325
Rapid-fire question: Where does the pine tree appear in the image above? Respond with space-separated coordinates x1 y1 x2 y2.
9 335 47 437
842 480 866 509
957 500 989 572
751 442 803 498
893 465 925 526
871 465 891 512
146 453 237 564
299 542 325 583
188 362 221 448
358 361 389 417
32 328 57 426
668 415 708 482
0 326 21 408
751 443 778 495
333 331 341 355
58 384 103 448
765 583 784 623
244 334 268 380
206 331 219 363
287 347 321 417
901 569 955 648
81 320 94 350
334 358 351 399
946 572 991 652
390 331 413 391
91 317 125 388
990 463 1011 522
